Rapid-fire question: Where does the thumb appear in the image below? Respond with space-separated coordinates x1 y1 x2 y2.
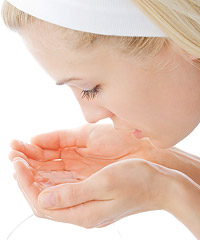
38 172 111 209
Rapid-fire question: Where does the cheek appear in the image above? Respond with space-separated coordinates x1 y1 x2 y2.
105 86 183 142
104 89 153 131
71 83 195 148
106 88 153 122
142 101 198 148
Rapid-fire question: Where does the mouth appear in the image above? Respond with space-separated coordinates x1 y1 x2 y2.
114 127 143 139
132 129 143 139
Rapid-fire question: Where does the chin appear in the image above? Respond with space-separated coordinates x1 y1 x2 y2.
148 137 177 150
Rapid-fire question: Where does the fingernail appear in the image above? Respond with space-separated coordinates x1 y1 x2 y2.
13 157 21 163
13 158 21 168
13 158 29 168
39 192 57 208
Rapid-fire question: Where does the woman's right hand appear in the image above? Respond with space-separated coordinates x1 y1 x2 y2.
12 156 175 228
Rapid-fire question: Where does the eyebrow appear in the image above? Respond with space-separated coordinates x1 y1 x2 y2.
56 77 82 85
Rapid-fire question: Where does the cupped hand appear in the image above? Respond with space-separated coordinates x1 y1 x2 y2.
9 124 155 187
12 157 171 228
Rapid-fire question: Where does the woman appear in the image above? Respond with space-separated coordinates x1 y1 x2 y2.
2 0 200 238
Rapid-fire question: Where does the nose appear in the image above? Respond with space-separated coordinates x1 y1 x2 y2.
80 104 114 124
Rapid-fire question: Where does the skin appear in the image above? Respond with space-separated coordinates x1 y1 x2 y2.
8 20 200 237
12 157 172 228
9 124 200 185
9 124 151 183
9 125 178 228
18 21 200 149
9 124 200 237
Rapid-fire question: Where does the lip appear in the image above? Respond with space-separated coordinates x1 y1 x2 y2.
132 129 143 139
114 127 144 139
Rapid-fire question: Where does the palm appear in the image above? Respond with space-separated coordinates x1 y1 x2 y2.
36 147 120 185
10 124 153 189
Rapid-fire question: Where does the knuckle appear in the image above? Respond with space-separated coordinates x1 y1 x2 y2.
67 186 79 205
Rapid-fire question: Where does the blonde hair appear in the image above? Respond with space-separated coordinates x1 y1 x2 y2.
1 0 200 69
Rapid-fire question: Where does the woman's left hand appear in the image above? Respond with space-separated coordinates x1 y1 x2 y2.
12 157 172 228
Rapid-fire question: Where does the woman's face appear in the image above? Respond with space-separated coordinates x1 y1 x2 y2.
19 23 200 149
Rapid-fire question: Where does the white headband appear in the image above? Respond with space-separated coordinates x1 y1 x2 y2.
7 0 167 37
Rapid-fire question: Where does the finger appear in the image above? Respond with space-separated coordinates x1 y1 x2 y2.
9 150 64 171
30 124 97 150
12 158 58 220
40 197 117 228
38 170 113 209
65 199 116 228
35 171 81 185
9 150 29 162
10 140 61 161
26 158 65 171
13 159 116 228
13 158 41 213
13 158 118 228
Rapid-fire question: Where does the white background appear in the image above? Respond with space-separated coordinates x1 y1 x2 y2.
0 1 199 239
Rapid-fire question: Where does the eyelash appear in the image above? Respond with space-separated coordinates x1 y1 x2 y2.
80 85 100 101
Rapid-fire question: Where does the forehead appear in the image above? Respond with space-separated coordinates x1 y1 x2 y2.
19 20 182 75
19 21 133 72
19 21 69 53
18 21 133 82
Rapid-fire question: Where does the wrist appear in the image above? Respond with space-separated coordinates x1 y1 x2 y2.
149 164 181 211
141 139 200 186
166 172 200 239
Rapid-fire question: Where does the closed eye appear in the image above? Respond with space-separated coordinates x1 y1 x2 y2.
80 85 100 101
